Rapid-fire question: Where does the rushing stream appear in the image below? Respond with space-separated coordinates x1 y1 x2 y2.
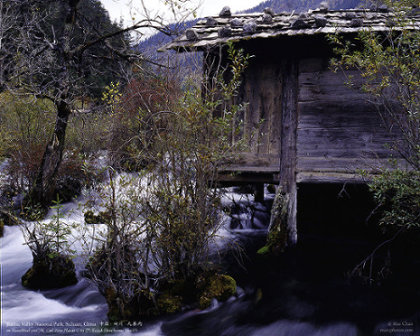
1 185 419 336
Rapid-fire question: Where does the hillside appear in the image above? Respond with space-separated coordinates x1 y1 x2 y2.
138 0 363 72
244 0 362 13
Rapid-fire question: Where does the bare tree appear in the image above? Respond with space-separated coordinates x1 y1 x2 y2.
0 0 191 207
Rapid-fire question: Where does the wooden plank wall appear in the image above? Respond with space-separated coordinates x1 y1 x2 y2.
296 58 401 183
237 61 283 168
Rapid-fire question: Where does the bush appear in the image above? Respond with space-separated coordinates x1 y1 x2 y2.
0 92 102 199
105 77 181 171
370 169 420 230
21 198 77 289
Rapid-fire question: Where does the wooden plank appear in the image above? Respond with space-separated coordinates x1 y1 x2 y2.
297 157 410 172
297 172 369 183
240 62 282 156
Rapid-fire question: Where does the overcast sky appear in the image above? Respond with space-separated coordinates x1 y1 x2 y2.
100 0 263 24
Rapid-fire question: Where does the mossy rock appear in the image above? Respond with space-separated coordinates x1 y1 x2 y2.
105 287 158 323
54 176 83 203
257 245 270 255
84 210 111 224
0 219 4 238
157 292 182 314
198 274 237 309
22 255 77 290
0 209 19 226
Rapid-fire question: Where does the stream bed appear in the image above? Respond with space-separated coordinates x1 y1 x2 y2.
1 187 420 336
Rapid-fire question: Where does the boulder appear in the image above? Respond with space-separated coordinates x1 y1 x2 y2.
22 254 77 290
205 17 217 27
186 29 199 41
198 273 236 309
243 20 257 35
230 18 243 28
262 13 273 24
314 15 328 27
291 18 310 29
350 18 364 27
219 6 231 17
218 27 232 38
263 7 275 16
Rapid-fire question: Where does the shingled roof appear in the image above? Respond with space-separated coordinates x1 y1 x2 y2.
163 5 420 51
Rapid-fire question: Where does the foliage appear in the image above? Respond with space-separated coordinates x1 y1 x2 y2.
20 196 78 289
22 196 76 260
331 0 420 281
0 92 54 189
370 169 419 230
85 43 248 320
0 0 138 206
103 76 181 171
331 1 419 229
0 91 106 199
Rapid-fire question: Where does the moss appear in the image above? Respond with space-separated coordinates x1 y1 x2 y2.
157 292 182 314
257 245 270 255
22 255 77 290
258 188 289 256
0 219 4 238
105 287 159 323
198 274 237 309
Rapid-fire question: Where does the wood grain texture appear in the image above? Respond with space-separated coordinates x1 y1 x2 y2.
297 58 401 175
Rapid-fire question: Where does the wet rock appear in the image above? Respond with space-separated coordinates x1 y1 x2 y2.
84 210 111 224
219 6 231 17
105 287 158 323
218 27 232 38
350 18 363 27
262 13 273 24
22 254 77 290
230 18 243 27
243 19 257 35
55 175 82 203
267 184 276 194
186 29 199 41
314 15 328 27
157 292 183 314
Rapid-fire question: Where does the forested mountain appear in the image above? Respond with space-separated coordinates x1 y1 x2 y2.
244 0 362 13
139 0 363 65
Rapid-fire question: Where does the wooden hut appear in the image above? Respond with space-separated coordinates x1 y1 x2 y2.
164 5 419 245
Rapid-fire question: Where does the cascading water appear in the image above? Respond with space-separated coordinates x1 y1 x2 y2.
1 182 419 336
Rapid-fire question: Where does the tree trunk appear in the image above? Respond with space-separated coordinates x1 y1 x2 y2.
267 59 298 251
28 100 71 206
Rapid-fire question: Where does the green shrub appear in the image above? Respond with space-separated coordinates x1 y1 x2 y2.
370 169 420 230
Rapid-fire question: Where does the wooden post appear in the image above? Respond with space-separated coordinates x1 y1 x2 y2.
254 183 265 203
268 59 298 249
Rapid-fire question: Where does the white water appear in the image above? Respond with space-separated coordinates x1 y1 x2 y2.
0 177 269 335
3 181 404 336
